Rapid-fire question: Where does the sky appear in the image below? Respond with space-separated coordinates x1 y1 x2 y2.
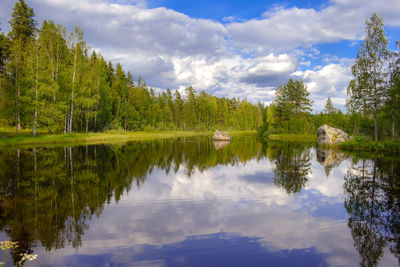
0 0 400 112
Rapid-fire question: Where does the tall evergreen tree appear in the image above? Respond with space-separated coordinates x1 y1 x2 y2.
7 0 37 132
174 90 184 129
0 26 10 116
347 13 389 140
96 57 113 130
0 26 10 77
184 86 197 129
324 97 338 115
275 79 312 127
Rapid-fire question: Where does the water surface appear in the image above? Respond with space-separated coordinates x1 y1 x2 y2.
0 136 399 266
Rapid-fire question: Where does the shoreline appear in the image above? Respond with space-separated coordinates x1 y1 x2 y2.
265 134 400 154
0 130 257 148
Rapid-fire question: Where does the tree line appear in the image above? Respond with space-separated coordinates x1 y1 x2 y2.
1 2 398 140
261 13 400 141
0 0 263 135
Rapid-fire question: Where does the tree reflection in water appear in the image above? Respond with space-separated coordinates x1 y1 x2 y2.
344 157 400 266
0 137 399 265
271 143 312 194
0 136 262 264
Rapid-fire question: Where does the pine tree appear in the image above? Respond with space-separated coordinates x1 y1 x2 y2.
275 79 312 125
97 57 113 130
174 90 184 129
184 86 197 129
0 28 10 77
7 0 37 132
0 28 10 115
324 97 338 115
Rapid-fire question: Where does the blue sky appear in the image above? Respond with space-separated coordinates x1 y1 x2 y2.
0 0 399 111
147 0 329 21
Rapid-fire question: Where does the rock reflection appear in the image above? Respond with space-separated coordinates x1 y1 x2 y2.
316 149 348 177
213 140 231 150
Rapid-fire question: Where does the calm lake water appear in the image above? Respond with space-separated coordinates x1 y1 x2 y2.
0 135 399 266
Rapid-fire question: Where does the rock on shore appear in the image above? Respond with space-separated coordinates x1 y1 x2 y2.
317 124 351 145
213 130 231 141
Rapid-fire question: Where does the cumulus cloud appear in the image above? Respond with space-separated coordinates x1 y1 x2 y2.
168 53 298 103
239 54 298 87
293 59 354 112
31 154 383 266
0 0 399 110
227 0 400 54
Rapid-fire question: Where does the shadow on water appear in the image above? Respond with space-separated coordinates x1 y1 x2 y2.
0 136 399 265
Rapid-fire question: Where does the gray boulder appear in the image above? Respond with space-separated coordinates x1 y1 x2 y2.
213 130 231 141
317 124 351 145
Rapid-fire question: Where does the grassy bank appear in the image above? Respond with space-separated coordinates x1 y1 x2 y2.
266 134 317 143
266 134 400 154
0 129 257 147
336 137 400 155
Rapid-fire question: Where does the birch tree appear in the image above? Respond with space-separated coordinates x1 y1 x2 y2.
67 26 85 133
347 13 389 141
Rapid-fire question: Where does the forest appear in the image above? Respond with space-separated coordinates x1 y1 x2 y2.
0 1 399 142
0 0 263 135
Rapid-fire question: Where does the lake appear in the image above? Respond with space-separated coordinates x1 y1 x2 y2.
0 135 399 266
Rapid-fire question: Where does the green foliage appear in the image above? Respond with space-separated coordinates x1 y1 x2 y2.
271 143 312 194
267 134 316 143
347 13 389 140
323 97 338 115
262 78 313 135
339 137 400 154
0 32 10 74
0 4 261 134
275 79 312 123
8 0 37 43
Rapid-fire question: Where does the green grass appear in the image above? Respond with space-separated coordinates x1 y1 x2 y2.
0 129 257 147
337 137 400 155
226 130 258 136
266 134 317 143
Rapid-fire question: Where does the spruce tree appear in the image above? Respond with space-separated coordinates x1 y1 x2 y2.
324 97 337 115
8 0 37 132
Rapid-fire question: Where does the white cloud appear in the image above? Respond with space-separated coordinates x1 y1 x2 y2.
300 61 311 67
167 53 298 103
227 0 400 55
0 0 399 110
30 153 400 266
293 59 354 112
